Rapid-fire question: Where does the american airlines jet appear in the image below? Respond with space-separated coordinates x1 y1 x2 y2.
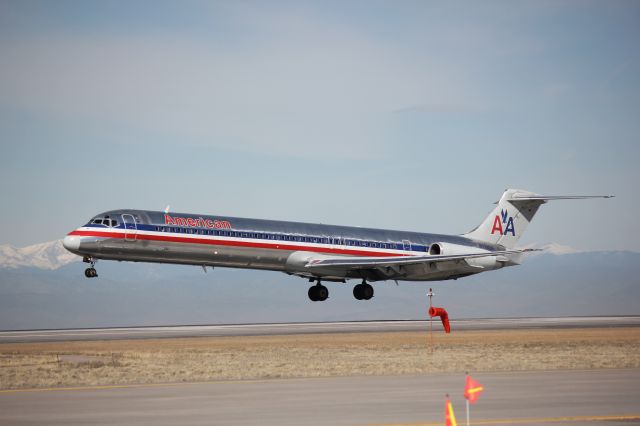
62 189 611 301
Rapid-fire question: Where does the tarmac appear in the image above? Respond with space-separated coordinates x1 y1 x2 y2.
2 318 639 425
2 316 640 343
1 369 638 425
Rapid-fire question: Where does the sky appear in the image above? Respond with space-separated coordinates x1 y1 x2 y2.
1 0 639 251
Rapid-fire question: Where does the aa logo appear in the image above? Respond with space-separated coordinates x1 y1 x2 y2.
491 209 515 236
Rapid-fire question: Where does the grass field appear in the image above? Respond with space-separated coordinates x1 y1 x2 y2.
1 327 639 390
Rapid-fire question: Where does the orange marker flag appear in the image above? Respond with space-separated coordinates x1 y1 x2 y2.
445 395 458 426
463 374 484 405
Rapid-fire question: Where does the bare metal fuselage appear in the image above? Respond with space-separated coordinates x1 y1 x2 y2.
63 209 505 282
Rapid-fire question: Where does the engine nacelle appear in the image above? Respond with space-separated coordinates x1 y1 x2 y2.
429 242 498 270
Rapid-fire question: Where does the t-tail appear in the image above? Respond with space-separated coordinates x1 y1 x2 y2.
463 189 613 249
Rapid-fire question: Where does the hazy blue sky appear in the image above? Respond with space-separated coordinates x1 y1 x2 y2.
1 1 638 251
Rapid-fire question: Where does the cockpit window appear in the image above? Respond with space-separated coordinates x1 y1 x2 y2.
90 217 118 227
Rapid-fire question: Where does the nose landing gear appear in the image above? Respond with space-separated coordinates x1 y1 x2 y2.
83 256 98 278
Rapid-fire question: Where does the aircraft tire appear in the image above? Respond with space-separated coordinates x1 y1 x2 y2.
361 283 374 300
316 285 328 301
353 284 364 300
85 268 92 278
308 286 319 302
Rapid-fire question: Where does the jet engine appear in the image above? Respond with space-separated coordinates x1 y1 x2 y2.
429 242 498 270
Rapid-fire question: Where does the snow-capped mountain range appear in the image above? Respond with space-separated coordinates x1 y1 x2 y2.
519 242 582 255
0 240 80 270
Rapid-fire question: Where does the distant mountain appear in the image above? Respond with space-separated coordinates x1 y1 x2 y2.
0 241 638 330
520 242 581 255
0 240 79 270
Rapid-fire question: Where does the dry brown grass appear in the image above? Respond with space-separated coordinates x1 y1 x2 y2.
1 327 639 390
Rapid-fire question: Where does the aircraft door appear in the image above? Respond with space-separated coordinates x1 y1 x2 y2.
402 239 412 252
122 214 137 241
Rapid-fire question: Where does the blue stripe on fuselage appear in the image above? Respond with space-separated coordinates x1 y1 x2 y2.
83 223 428 252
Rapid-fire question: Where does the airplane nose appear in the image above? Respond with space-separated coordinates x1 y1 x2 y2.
62 235 81 251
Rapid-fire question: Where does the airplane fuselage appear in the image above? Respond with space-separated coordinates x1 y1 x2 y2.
63 209 503 283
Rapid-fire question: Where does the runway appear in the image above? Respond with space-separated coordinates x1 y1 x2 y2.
2 316 639 343
1 369 638 425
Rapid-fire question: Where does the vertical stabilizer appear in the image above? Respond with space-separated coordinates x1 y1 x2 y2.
463 189 612 249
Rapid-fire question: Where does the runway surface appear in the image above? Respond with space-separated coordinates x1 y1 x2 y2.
2 316 639 343
1 369 638 425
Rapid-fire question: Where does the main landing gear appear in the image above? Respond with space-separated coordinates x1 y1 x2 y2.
353 280 374 300
308 280 329 302
307 279 374 301
83 256 98 278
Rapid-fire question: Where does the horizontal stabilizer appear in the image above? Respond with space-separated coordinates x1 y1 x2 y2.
510 194 614 201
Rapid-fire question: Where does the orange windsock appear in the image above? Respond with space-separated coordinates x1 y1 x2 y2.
463 374 484 404
428 306 451 333
445 395 457 426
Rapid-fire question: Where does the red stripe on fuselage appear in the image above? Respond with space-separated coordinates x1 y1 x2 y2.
68 230 409 258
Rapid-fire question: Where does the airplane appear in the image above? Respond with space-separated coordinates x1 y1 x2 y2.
62 188 612 301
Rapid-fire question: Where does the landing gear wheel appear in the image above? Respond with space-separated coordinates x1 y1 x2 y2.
308 286 318 302
353 284 363 300
316 285 328 301
353 282 374 300
308 282 329 302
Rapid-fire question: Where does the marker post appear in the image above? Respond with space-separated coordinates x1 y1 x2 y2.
466 398 470 426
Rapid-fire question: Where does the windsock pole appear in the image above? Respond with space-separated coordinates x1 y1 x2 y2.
428 288 434 353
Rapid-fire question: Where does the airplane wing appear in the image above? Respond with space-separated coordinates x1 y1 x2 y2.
305 248 538 270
